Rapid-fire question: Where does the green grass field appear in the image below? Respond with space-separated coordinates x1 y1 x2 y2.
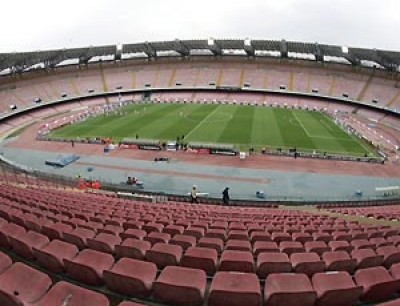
49 103 377 157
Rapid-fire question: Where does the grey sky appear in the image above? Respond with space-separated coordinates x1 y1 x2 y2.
1 0 399 52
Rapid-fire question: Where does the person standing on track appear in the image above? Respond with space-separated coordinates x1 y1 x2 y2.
222 187 230 205
190 185 198 203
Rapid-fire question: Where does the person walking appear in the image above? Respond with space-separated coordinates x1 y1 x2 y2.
190 185 198 204
222 187 230 205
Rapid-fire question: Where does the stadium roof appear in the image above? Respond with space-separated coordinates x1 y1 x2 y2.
1 39 400 73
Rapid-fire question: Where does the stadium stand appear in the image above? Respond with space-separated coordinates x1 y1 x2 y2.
1 182 400 304
1 39 400 306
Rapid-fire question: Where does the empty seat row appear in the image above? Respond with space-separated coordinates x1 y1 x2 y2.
4 244 400 306
5 220 400 279
0 249 151 306
104 259 400 305
4 214 400 263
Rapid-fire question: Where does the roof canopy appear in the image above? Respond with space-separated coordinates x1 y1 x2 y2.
1 39 399 72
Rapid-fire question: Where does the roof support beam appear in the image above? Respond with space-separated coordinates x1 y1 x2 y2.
315 43 324 62
174 40 190 57
376 51 398 71
244 38 255 57
207 38 222 56
280 40 288 58
144 42 157 58
343 48 360 66
115 44 123 61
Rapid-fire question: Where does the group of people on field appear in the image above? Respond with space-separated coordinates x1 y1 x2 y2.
190 185 230 205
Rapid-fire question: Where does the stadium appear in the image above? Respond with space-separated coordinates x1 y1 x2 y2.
0 38 400 305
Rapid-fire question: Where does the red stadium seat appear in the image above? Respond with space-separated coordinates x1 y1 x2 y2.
8 230 49 260
32 239 79 273
120 228 147 241
376 245 400 268
0 262 52 305
122 220 144 230
205 228 227 241
192 220 209 230
271 232 292 244
219 250 254 273
351 248 384 269
389 261 400 281
279 241 305 256
328 240 353 253
228 229 249 240
312 232 333 243
79 221 104 233
35 281 109 306
264 273 317 306
183 226 205 240
41 222 73 240
64 249 115 286
290 252 325 277
198 237 224 253
143 232 171 245
312 271 363 306
250 231 272 243
25 217 54 233
115 238 151 260
383 229 400 239
247 223 265 234
292 232 313 244
0 223 26 248
304 241 331 256
145 242 183 269
370 237 392 248
332 231 352 242
350 230 368 240
153 266 206 306
99 224 123 236
142 222 164 234
225 239 252 252
181 246 218 275
323 251 357 274
388 236 400 247
209 220 228 230
163 224 185 236
104 257 157 298
351 239 375 250
63 227 96 250
253 241 279 256
354 266 400 303
87 232 122 254
169 234 196 251
208 271 261 306
0 251 12 274
257 252 292 278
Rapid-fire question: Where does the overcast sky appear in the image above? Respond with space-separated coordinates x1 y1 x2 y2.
1 0 399 53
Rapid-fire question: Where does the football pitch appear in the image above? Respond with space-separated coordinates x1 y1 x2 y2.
49 103 377 157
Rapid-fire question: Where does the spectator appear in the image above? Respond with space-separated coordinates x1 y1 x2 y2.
190 185 198 203
222 187 230 205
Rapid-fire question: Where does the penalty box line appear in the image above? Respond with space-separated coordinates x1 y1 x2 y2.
292 111 311 137
185 105 223 139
